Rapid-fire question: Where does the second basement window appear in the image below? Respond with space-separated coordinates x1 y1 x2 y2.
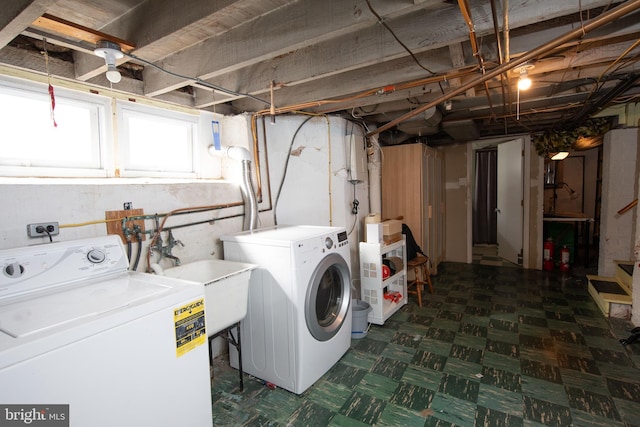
118 103 198 178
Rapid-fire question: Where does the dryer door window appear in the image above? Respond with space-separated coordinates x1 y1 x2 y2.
305 253 351 341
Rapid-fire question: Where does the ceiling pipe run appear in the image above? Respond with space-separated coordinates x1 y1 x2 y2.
367 0 640 138
502 0 513 115
571 72 640 123
457 0 496 118
503 0 510 64
490 0 510 115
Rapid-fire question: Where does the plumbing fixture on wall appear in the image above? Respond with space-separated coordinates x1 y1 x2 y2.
558 182 579 200
149 220 184 266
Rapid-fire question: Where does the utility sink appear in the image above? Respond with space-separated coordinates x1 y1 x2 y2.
163 259 257 336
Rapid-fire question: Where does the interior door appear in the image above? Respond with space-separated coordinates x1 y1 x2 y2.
497 139 523 265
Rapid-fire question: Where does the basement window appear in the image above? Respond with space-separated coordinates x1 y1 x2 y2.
0 75 214 180
116 102 197 178
0 78 106 177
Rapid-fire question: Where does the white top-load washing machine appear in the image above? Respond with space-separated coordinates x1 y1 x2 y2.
221 225 352 394
0 236 212 427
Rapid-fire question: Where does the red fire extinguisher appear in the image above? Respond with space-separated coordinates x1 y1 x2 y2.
543 237 554 271
560 245 570 272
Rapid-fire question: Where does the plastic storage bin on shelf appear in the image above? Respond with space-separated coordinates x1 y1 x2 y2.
359 237 407 325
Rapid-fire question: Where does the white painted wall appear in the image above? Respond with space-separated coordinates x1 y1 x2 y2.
264 115 368 230
0 179 245 260
257 114 370 294
598 128 639 276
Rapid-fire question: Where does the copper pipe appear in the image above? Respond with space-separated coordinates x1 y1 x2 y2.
457 0 479 61
503 0 510 63
269 80 276 116
490 0 508 114
503 0 513 115
490 0 504 65
367 0 640 137
457 0 496 117
253 68 479 117
617 199 637 215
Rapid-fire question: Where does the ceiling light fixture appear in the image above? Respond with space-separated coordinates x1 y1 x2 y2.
514 63 534 90
513 63 534 120
517 70 532 91
94 40 124 83
550 151 569 161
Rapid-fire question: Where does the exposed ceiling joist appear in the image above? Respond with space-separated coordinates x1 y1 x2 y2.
0 0 638 145
31 13 136 51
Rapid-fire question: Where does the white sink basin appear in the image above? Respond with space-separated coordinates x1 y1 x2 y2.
163 259 257 336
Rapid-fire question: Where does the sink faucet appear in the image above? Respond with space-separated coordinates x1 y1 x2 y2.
162 230 184 266
150 229 184 266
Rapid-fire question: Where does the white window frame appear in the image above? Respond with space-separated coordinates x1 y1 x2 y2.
116 101 199 179
0 76 110 178
0 74 222 181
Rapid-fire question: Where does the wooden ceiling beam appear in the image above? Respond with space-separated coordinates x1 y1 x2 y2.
31 13 135 52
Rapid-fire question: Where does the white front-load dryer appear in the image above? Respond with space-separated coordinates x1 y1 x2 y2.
221 225 352 394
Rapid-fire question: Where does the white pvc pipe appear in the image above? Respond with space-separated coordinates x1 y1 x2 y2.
208 145 251 161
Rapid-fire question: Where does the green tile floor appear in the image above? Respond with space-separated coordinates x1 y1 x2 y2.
471 245 520 268
209 262 640 426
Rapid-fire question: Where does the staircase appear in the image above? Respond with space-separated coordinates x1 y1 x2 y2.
587 260 634 319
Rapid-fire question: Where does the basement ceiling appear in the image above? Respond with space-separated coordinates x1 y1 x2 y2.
1 0 640 146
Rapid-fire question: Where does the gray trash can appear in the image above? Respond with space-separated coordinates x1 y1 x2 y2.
351 299 372 339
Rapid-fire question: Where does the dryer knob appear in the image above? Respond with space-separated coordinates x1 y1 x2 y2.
324 237 334 249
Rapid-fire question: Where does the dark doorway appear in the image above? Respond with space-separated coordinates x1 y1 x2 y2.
473 148 497 245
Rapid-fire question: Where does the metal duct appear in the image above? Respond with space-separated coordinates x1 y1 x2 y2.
442 120 480 141
208 145 258 231
240 159 259 231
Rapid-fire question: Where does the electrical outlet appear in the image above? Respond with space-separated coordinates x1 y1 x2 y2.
27 222 60 238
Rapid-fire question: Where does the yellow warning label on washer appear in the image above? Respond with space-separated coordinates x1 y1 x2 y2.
174 298 206 357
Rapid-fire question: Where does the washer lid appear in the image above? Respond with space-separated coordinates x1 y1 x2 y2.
0 276 170 338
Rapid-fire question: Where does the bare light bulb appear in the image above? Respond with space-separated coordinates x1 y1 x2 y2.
106 64 122 83
517 72 532 91
94 40 124 84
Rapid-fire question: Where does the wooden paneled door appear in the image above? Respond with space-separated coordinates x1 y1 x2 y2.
427 148 445 271
381 143 444 273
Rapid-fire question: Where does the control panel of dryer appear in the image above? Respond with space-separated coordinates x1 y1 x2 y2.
320 230 349 252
